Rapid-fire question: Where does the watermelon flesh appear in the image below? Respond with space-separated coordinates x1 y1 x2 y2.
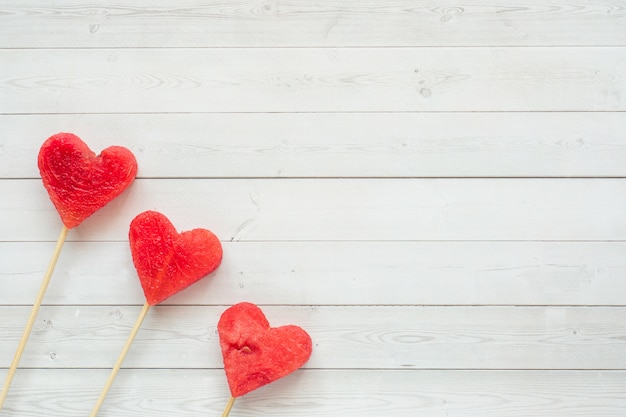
129 210 223 305
218 302 312 397
38 132 137 228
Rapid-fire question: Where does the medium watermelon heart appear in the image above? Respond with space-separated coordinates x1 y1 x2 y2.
129 210 223 305
38 132 138 229
218 302 312 397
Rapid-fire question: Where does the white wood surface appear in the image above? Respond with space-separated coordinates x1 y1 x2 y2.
1 0 625 47
2 370 624 417
2 305 626 370
3 241 626 306
2 48 625 113
3 113 626 178
3 178 626 241
1 1 626 416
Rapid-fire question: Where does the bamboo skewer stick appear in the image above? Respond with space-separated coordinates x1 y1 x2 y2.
221 396 236 417
0 225 69 410
89 302 151 417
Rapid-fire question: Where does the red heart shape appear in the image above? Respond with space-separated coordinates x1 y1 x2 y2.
218 302 312 397
38 132 138 228
129 211 223 305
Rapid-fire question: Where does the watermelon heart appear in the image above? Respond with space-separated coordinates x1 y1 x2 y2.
218 302 312 397
38 132 138 229
129 211 223 305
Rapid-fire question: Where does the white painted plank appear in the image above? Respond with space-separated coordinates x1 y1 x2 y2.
1 1 625 47
3 112 626 178
1 2 624 417
1 241 626 306
1 48 624 113
1 306 625 370
2 178 626 242
1 369 624 417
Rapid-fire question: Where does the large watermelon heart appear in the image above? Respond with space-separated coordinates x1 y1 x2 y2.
38 132 138 229
129 210 223 305
218 302 312 397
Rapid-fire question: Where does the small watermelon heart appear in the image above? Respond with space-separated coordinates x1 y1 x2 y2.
129 211 223 305
218 302 312 397
38 132 138 229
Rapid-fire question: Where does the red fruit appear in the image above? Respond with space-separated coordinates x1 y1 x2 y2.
38 132 138 228
218 302 312 397
129 211 223 305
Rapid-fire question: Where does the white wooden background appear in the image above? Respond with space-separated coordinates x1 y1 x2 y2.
1 1 626 416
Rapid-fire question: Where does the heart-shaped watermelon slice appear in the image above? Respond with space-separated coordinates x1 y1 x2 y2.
129 210 223 305
218 302 312 397
38 132 138 229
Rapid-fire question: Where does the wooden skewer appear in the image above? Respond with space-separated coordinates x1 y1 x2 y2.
89 302 151 417
0 225 69 410
221 396 236 417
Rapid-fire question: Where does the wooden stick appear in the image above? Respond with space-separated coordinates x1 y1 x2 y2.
221 396 236 417
89 302 151 417
0 225 69 410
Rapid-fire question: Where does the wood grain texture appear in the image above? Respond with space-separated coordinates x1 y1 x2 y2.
3 112 626 178
2 178 626 242
0 369 623 417
2 1 625 416
1 48 625 113
1 241 626 306
1 305 625 370
1 1 625 47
